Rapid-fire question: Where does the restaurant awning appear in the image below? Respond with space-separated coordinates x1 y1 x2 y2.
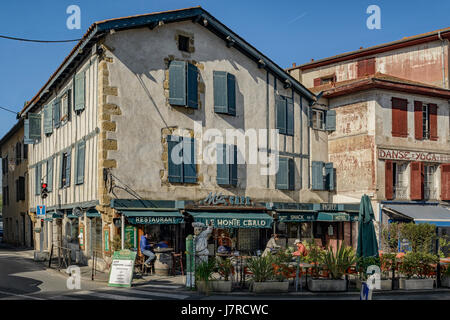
187 211 273 229
277 211 315 222
317 212 350 222
121 210 184 225
383 204 450 227
86 208 101 218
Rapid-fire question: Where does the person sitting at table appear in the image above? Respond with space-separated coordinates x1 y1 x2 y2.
154 238 169 249
140 233 155 267
262 234 281 257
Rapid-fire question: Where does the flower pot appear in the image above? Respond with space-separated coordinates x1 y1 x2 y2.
307 278 347 292
210 280 232 293
355 279 393 291
399 278 434 290
251 281 289 293
196 280 212 294
441 277 450 288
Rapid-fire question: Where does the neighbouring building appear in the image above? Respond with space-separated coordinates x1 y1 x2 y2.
0 119 32 247
19 7 360 271
288 27 450 242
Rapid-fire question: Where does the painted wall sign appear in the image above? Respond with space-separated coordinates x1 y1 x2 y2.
127 216 184 225
195 217 270 228
378 148 450 163
108 249 137 288
200 192 253 206
103 226 110 255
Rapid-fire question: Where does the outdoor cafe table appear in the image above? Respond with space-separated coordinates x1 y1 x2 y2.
153 247 174 276
288 262 313 291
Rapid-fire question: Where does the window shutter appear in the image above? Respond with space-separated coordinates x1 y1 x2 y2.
286 97 294 136
65 150 71 187
187 63 198 109
28 113 42 142
168 135 183 183
169 61 187 106
183 137 197 183
311 161 324 190
213 71 228 113
288 158 295 190
357 58 375 77
35 164 41 195
19 176 25 201
216 143 229 185
276 95 286 134
308 107 314 128
59 154 64 189
276 157 289 190
74 72 86 112
429 103 438 141
16 179 19 202
231 145 238 186
47 158 53 192
366 58 376 75
76 141 86 185
23 142 28 160
441 164 450 201
43 104 53 135
325 163 335 191
391 98 408 137
67 89 72 121
53 99 61 128
410 162 424 200
313 78 321 87
227 73 236 116
326 109 336 131
385 160 393 200
414 101 423 140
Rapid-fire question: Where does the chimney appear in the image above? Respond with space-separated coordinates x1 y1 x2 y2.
311 58 314 62
292 62 296 68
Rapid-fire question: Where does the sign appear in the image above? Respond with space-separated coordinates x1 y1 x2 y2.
200 192 253 206
79 223 85 250
104 227 110 255
108 250 137 288
127 216 184 225
278 212 315 222
37 205 46 216
125 225 137 249
378 148 450 163
196 217 270 228
360 281 372 300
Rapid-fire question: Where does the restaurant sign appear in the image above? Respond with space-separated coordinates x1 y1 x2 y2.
127 216 184 225
278 212 315 222
201 217 269 228
378 148 450 163
200 192 253 206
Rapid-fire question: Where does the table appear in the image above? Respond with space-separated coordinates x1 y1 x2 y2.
153 247 174 276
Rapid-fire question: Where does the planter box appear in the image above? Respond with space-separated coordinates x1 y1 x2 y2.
210 280 232 293
399 278 434 290
251 281 289 293
355 279 393 291
441 277 450 288
307 278 347 292
196 280 212 295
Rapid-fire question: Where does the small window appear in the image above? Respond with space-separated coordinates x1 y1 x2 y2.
178 35 190 52
60 93 69 123
321 77 334 85
61 152 71 188
311 109 325 130
393 162 408 199
424 165 437 199
422 104 430 140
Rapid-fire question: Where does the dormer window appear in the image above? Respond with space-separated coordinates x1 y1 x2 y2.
178 35 190 52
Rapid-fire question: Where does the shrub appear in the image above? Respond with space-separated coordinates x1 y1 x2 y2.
380 253 396 278
381 223 400 252
323 244 357 280
303 240 326 277
246 255 275 282
400 223 436 253
357 256 380 280
398 252 439 279
195 259 216 282
215 257 234 281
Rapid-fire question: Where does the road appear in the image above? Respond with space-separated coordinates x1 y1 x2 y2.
0 245 449 300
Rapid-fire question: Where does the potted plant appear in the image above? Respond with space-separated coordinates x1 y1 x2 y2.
247 255 289 293
195 259 216 295
303 241 326 278
355 254 394 291
308 243 356 292
210 257 234 293
441 264 450 288
398 251 439 290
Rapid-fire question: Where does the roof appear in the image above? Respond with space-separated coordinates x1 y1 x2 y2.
312 73 450 99
0 118 24 149
289 27 450 71
383 204 450 227
20 7 316 117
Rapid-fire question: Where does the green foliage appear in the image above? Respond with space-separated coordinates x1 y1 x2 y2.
273 249 294 264
246 255 275 282
195 258 216 282
215 257 233 281
303 240 327 277
357 256 380 280
112 234 133 252
381 223 400 252
323 244 357 280
399 252 439 279
400 223 436 253
380 253 396 278
438 236 450 258
442 265 450 279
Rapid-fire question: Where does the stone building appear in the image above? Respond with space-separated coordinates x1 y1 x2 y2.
288 27 450 241
0 119 32 247
19 7 358 271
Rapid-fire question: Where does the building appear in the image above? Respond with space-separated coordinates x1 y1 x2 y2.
0 119 32 247
19 7 360 271
288 27 450 241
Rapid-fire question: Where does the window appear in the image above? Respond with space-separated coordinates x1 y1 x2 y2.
311 109 325 130
35 164 42 196
393 162 408 199
23 141 28 160
24 113 41 144
424 165 437 200
422 104 430 140
46 158 53 192
321 77 334 85
213 71 236 116
60 151 71 188
311 161 336 191
16 177 25 202
43 103 53 135
178 35 190 52
75 141 86 185
167 135 197 183
74 72 86 113
276 157 295 190
15 142 21 165
60 92 70 123
2 157 7 175
216 144 237 186
168 61 198 108
313 75 336 87
4 186 9 206
276 95 294 135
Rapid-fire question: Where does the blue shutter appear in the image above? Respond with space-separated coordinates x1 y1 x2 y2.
43 104 53 135
47 158 53 192
309 107 314 128
67 89 72 121
227 73 236 116
168 135 183 183
24 119 34 144
74 72 86 112
276 95 286 135
216 143 229 185
230 145 238 186
286 97 294 136
312 161 325 190
35 164 41 195
288 158 295 190
65 150 71 187
28 113 42 142
276 157 289 190
326 109 336 131
76 141 86 185
214 71 228 113
183 137 197 183
169 61 186 106
325 163 335 191
187 63 198 109
53 99 61 128
59 154 64 189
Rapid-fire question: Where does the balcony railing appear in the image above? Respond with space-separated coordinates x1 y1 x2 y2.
394 186 408 200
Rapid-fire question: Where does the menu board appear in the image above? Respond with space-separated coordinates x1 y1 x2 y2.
108 250 137 288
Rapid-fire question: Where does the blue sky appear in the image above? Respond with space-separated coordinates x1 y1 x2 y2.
0 0 449 140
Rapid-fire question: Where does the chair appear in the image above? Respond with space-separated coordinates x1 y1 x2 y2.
171 252 184 276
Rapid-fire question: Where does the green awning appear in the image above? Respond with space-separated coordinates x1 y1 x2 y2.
86 209 101 218
44 218 53 222
52 212 63 219
317 212 349 222
67 214 78 219
122 210 184 225
278 211 316 222
188 211 273 229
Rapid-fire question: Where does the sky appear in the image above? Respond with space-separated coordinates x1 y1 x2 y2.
0 0 450 140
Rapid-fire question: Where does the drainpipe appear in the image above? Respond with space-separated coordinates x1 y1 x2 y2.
438 31 447 89
121 214 125 250
379 203 383 248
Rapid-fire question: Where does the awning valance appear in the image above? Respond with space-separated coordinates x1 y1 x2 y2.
122 210 184 225
317 212 350 222
187 211 273 229
383 204 450 227
277 211 315 222
86 209 101 218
